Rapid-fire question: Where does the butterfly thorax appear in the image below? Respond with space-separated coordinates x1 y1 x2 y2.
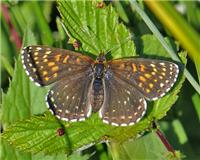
93 53 107 78
94 63 105 79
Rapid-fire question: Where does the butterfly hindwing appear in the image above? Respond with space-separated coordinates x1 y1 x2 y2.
108 58 179 100
99 70 147 126
46 72 94 122
21 45 94 86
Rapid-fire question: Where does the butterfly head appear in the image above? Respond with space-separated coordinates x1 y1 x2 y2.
93 53 106 79
96 53 106 63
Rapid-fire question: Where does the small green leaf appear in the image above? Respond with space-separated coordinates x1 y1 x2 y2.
192 93 200 121
0 55 14 77
108 131 169 160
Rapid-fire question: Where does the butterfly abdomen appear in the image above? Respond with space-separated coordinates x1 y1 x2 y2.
91 78 104 112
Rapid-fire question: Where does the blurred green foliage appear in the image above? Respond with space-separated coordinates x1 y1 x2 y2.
1 1 200 160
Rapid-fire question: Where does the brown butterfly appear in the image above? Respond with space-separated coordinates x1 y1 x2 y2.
21 46 179 126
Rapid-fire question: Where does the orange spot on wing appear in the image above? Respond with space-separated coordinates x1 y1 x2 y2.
144 73 151 78
139 83 143 87
52 66 59 72
63 55 69 63
55 54 61 62
76 58 81 64
119 63 125 69
159 76 163 79
42 71 48 76
139 76 146 82
149 83 154 88
161 72 166 76
43 55 47 58
146 89 150 93
153 68 158 72
53 73 58 78
34 52 39 56
139 64 145 72
154 79 158 82
132 63 137 72
48 62 55 67
45 77 49 81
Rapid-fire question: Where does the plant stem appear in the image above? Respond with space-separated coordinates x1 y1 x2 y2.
156 129 176 157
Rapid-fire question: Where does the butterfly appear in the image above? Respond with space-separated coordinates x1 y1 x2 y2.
21 46 179 126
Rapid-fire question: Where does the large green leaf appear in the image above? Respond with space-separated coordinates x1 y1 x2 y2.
57 0 135 58
1 1 185 157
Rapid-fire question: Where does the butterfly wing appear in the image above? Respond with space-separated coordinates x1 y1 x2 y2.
21 45 94 86
108 58 179 100
99 71 147 126
46 72 94 122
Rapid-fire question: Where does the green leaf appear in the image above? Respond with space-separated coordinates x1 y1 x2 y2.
108 131 169 160
57 0 135 58
1 1 185 157
172 119 188 145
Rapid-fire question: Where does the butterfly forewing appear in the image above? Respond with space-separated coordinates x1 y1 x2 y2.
21 46 94 86
99 71 147 126
108 58 179 100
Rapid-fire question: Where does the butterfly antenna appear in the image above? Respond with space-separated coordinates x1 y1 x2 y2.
104 34 134 56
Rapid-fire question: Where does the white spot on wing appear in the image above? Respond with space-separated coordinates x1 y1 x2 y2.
86 104 92 117
61 117 69 121
121 123 127 126
65 110 69 114
160 83 164 87
79 117 85 121
150 63 155 67
25 70 30 75
103 119 109 124
70 119 77 122
21 49 25 54
160 93 165 97
49 109 54 115
56 115 61 119
166 87 171 92
36 47 42 50
34 82 41 87
111 122 119 126
152 97 159 101
129 122 135 126
159 62 165 66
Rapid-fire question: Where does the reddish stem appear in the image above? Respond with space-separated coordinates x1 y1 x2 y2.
156 129 176 157
1 4 22 50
